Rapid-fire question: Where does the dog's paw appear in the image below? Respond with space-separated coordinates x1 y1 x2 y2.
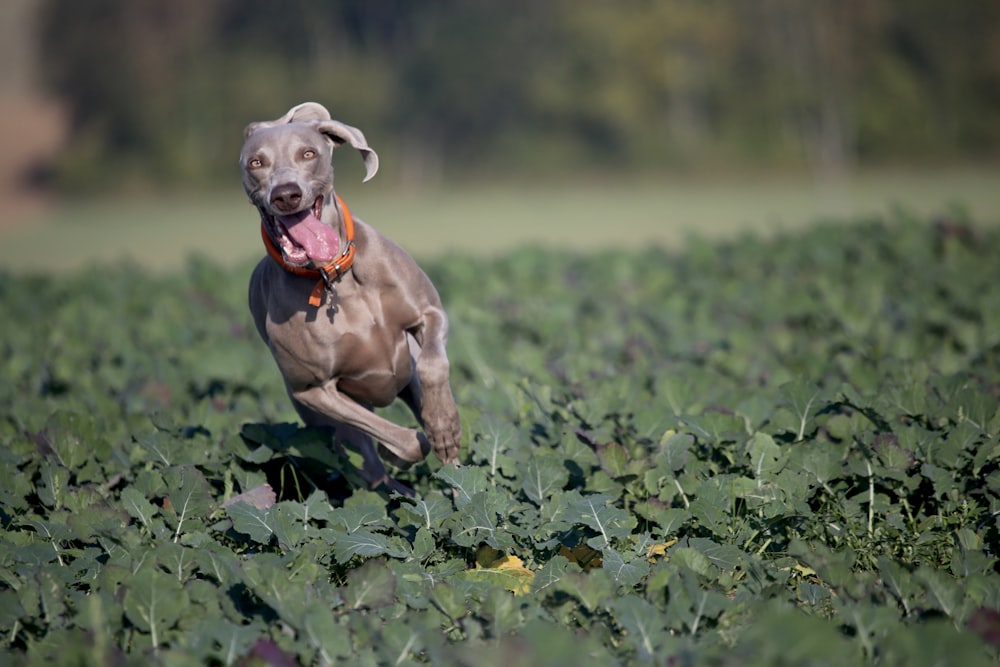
427 415 462 466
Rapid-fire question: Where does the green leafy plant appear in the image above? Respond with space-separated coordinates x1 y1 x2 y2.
2 215 1000 665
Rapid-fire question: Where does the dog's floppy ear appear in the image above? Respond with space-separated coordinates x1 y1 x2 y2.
244 102 333 138
317 120 380 183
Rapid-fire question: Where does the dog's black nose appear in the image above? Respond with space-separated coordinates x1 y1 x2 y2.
270 183 303 212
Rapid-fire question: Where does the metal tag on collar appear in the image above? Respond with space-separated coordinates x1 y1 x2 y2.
319 266 338 290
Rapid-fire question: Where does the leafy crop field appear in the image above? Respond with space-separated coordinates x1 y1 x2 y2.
2 213 1000 665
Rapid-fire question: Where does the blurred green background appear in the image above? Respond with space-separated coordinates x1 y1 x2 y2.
2 0 999 271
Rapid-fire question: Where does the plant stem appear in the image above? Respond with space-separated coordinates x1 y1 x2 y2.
867 461 875 537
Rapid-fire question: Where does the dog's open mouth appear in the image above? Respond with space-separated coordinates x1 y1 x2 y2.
263 196 339 267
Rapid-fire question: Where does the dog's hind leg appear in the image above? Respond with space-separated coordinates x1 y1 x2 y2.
291 398 415 497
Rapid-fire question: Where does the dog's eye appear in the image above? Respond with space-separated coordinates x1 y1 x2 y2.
248 158 263 169
302 149 316 159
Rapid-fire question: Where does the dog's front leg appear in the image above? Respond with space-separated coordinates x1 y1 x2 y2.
292 384 430 464
411 307 462 465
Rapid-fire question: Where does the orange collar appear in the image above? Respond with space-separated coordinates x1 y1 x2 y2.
260 194 357 307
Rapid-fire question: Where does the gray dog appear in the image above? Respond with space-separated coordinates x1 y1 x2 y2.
241 102 461 494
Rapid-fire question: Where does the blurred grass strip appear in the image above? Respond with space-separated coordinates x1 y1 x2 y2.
2 167 998 274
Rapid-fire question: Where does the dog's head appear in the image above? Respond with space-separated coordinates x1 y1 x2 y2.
241 102 379 266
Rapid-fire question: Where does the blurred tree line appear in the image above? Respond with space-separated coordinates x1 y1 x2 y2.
37 0 1000 192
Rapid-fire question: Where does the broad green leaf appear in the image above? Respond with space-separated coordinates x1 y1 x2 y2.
734 394 775 433
333 489 391 532
429 582 471 623
239 553 313 621
135 431 184 467
792 441 844 486
921 463 958 499
0 463 32 511
916 566 963 618
634 499 686 530
554 569 615 613
340 558 397 610
132 469 167 500
681 413 744 444
570 494 635 548
531 555 572 594
688 538 745 572
872 434 915 471
595 442 630 478
585 468 625 496
664 566 728 634
0 590 25 629
445 489 515 550
946 382 998 431
747 432 785 478
35 461 68 510
36 566 69 623
731 600 856 663
123 565 187 648
519 450 569 505
408 526 437 562
659 432 693 472
377 619 427 667
226 502 274 544
330 528 408 563
671 547 712 576
434 464 488 508
877 556 919 616
394 494 452 530
630 403 675 440
42 411 97 469
611 596 673 659
120 487 158 529
688 479 731 537
301 489 333 523
938 420 981 468
163 466 213 541
195 543 241 586
657 375 696 416
780 378 825 441
271 503 308 551
157 542 196 582
21 518 72 566
972 436 1000 476
479 586 524 635
471 417 518 479
602 548 649 588
196 619 262 667
300 601 351 664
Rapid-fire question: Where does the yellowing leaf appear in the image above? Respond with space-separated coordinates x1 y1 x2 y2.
646 538 678 561
792 562 817 578
468 546 535 595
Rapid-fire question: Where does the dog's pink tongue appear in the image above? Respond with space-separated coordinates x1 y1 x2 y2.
280 211 339 264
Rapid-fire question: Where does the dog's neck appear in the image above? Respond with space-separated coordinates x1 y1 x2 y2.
261 193 358 308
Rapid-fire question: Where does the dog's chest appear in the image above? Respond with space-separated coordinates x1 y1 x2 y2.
262 280 413 396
